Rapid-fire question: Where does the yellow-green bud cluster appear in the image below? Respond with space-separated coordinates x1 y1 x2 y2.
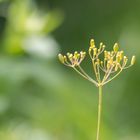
89 39 105 59
58 51 86 67
99 42 135 72
103 49 124 71
58 38 135 86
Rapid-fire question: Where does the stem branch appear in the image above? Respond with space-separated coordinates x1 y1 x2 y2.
103 69 122 85
73 67 98 86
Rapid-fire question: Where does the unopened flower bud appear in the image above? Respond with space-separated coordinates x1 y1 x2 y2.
68 54 73 59
80 51 86 59
104 51 107 58
123 56 128 63
100 61 103 66
67 52 70 56
89 48 92 53
131 56 136 65
99 42 103 50
116 56 121 63
93 48 97 56
102 45 106 49
90 39 95 48
113 43 119 52
120 51 124 60
58 54 65 63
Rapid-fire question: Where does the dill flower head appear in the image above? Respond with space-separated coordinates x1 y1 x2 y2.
58 38 135 86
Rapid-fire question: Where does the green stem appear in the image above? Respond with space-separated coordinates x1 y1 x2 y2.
96 85 102 140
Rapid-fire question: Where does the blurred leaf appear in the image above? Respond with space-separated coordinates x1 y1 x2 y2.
3 0 63 55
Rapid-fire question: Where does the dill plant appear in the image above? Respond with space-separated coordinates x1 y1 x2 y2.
58 39 135 140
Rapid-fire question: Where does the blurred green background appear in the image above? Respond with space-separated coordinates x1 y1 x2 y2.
0 0 139 140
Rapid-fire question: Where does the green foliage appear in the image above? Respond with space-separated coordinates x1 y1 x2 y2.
2 0 63 54
0 0 140 140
